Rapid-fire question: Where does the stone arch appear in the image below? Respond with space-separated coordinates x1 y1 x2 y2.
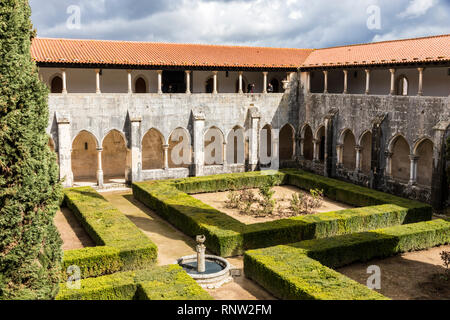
71 130 98 181
134 76 148 93
316 125 326 162
142 128 165 170
414 138 433 186
168 127 192 168
390 135 411 182
302 124 314 161
280 124 295 161
341 129 356 170
260 124 273 165
359 131 372 174
205 127 224 165
102 130 128 179
227 126 245 165
50 74 63 93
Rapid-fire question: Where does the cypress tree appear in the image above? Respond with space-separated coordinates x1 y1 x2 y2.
0 0 63 299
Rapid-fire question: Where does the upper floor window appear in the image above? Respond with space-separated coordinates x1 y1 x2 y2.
135 77 147 93
51 76 63 93
396 75 408 96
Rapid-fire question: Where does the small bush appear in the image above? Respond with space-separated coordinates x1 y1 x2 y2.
441 251 450 280
289 189 324 215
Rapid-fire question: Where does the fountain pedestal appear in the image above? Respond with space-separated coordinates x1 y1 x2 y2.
196 235 206 273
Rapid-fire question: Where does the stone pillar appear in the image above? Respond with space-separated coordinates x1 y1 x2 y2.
336 144 344 167
248 108 261 171
193 109 205 177
127 70 132 94
389 69 396 95
223 142 228 168
431 123 448 210
365 69 370 95
355 145 362 172
323 71 328 94
212 71 218 94
385 152 393 178
61 68 67 94
409 155 418 185
57 117 73 187
163 144 169 170
126 117 142 184
238 72 243 94
157 70 163 94
324 113 336 177
271 128 280 170
313 139 319 162
306 72 311 94
263 72 268 94
417 68 424 96
343 70 348 94
299 138 305 158
185 71 191 94
97 148 104 187
95 69 101 94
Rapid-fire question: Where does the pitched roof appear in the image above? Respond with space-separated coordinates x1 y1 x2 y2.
31 38 313 69
302 34 450 69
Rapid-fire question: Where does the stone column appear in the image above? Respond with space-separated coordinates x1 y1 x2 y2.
389 69 396 95
355 145 362 172
127 70 132 94
323 71 328 94
97 148 104 187
306 72 311 94
163 144 169 170
126 117 142 184
61 68 67 94
157 70 163 94
263 72 268 94
185 70 191 94
223 142 228 168
313 139 319 162
336 144 344 167
271 128 280 170
238 72 243 94
57 117 73 187
343 70 348 94
212 71 218 94
248 108 261 171
365 69 370 95
409 155 418 185
385 152 393 178
431 123 448 210
193 110 205 177
95 69 101 94
417 68 424 96
299 138 305 158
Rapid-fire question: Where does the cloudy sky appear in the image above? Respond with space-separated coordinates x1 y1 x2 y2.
29 0 450 49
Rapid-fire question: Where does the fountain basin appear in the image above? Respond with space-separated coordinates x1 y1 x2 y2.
177 255 232 289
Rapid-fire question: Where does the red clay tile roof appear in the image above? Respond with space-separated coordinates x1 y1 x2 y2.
31 38 313 69
302 34 450 69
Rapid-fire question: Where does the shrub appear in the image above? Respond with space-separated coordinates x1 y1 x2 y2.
0 0 63 300
441 251 450 279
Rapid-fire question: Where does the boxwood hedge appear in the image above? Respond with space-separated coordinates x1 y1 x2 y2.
61 187 158 280
56 265 213 300
133 169 432 257
244 219 450 300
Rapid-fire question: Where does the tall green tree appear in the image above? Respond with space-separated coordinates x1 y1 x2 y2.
0 0 63 299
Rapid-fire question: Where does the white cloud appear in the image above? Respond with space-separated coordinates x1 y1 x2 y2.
398 0 437 18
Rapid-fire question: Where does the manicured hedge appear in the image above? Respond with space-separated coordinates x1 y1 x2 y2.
61 187 158 280
244 219 450 300
133 170 432 257
56 265 213 300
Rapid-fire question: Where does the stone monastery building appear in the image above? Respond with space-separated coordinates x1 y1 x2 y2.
31 35 450 211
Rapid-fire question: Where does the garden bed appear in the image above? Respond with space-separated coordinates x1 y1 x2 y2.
55 208 95 251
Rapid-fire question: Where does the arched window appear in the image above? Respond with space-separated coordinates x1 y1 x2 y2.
51 76 63 93
396 75 408 96
135 77 147 93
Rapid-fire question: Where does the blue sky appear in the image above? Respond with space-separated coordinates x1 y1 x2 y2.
29 0 450 48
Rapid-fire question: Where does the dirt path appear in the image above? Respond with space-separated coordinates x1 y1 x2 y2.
54 208 95 251
193 185 353 225
337 245 450 300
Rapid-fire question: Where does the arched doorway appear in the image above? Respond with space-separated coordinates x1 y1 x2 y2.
169 128 191 168
142 129 164 170
391 136 410 182
360 131 372 174
227 126 245 165
342 130 356 170
280 124 295 161
71 131 98 182
51 76 63 93
415 139 433 186
303 125 314 161
135 77 147 93
102 130 127 181
205 127 224 165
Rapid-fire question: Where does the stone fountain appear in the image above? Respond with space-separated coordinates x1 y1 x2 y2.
177 235 232 289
